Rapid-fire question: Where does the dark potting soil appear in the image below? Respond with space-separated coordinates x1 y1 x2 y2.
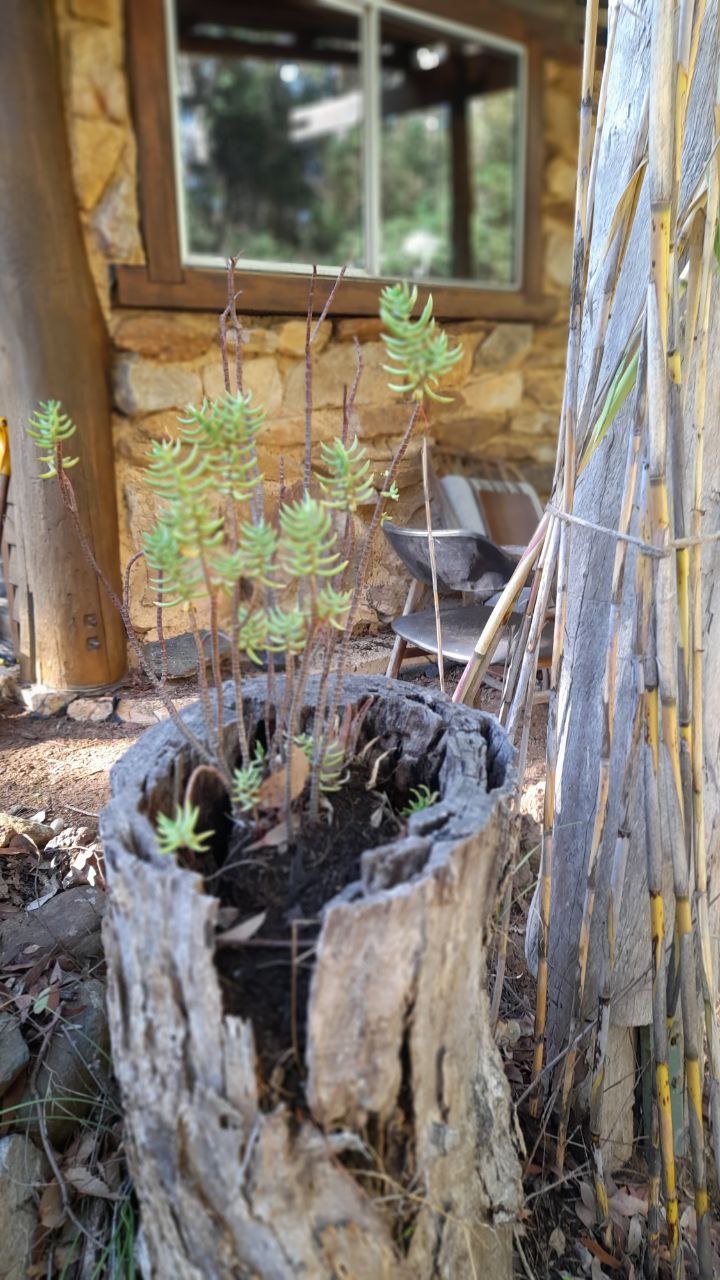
210 766 401 1104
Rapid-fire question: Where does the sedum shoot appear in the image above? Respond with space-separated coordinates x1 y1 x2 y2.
26 277 461 851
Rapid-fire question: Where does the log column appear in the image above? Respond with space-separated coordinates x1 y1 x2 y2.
0 0 126 689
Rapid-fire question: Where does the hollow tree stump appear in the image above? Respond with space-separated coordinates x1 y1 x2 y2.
100 676 522 1279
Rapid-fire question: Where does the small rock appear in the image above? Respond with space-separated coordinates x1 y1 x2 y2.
114 312 214 363
69 0 113 20
0 814 55 850
0 1135 48 1280
519 780 544 824
61 841 104 890
276 318 331 357
66 696 114 723
113 354 202 416
0 887 105 968
0 1013 29 1097
49 818 65 835
71 118 126 213
0 666 21 706
19 978 109 1148
20 686 68 716
114 695 162 726
142 629 231 680
45 826 95 856
474 323 533 370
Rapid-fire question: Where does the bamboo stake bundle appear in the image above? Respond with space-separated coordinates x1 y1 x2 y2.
457 0 720 1252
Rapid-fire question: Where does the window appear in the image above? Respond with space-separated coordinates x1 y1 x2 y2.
119 0 549 318
170 1 522 288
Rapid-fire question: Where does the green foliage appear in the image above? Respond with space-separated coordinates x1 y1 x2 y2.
155 802 214 856
178 391 265 502
582 346 639 469
27 280 460 839
278 493 345 580
232 742 266 813
401 784 440 817
318 435 375 511
27 400 79 478
380 283 463 402
237 607 269 664
296 734 346 793
316 585 352 630
266 606 307 656
216 518 278 590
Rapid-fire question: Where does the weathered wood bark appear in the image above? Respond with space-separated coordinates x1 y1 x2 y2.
529 0 720 1153
0 0 125 688
100 676 522 1280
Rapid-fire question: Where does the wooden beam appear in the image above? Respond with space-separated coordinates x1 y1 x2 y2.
114 263 555 321
0 0 126 689
127 0 183 283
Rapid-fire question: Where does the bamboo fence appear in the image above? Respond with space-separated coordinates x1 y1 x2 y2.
452 0 720 1266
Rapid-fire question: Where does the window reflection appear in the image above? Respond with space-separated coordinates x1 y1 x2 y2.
379 15 519 284
175 2 364 267
171 1 521 285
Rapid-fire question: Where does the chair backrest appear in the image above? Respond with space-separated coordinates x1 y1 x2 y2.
438 474 543 547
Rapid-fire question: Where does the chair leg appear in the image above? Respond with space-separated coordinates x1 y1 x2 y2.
386 579 425 679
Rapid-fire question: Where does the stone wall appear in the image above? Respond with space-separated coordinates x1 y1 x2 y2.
52 0 579 637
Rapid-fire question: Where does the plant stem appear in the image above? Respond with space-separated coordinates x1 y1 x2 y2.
421 433 444 692
54 452 216 770
316 400 422 799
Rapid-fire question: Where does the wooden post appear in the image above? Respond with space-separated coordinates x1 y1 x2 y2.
0 0 126 690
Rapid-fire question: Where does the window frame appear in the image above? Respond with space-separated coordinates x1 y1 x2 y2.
118 0 552 320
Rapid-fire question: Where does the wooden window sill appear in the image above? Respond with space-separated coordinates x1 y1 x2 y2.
113 264 557 323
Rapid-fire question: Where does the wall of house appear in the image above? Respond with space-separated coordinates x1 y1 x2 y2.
52 0 579 638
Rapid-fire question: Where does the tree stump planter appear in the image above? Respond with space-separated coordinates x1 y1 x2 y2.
100 675 522 1279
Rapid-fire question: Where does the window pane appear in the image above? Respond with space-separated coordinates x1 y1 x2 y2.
379 16 520 285
174 1 364 268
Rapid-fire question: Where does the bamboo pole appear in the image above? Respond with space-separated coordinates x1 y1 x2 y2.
648 277 712 1278
689 58 720 1187
588 831 629 1244
521 0 601 1116
451 512 548 706
644 693 681 1276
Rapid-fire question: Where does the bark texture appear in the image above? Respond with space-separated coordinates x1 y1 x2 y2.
530 0 720 1082
100 676 522 1280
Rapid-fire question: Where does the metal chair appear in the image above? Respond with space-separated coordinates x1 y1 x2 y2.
384 473 552 694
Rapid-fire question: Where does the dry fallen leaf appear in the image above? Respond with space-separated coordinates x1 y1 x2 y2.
626 1215 643 1256
575 1199 597 1230
609 1187 648 1218
548 1226 566 1257
64 1166 119 1200
39 1180 65 1230
244 816 299 852
365 748 392 791
580 1234 623 1270
259 747 309 809
215 911 267 948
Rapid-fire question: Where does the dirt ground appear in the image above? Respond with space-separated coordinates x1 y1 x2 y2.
0 659 548 821
0 679 197 820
